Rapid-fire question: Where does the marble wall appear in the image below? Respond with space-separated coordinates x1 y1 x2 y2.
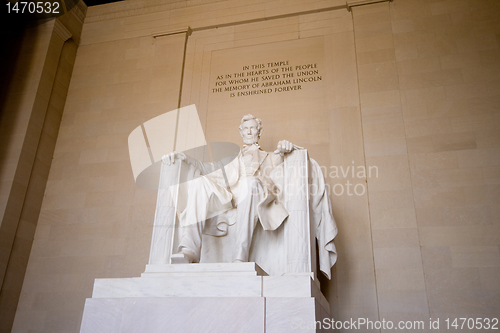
2 0 499 332
353 1 500 326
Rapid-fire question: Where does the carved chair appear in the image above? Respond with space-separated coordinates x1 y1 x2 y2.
147 149 317 277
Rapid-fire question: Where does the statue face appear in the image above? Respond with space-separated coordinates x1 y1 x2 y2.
240 119 259 145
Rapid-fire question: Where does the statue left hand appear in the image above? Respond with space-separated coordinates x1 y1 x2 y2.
274 140 294 156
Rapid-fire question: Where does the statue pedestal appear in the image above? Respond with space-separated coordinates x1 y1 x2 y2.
80 263 330 333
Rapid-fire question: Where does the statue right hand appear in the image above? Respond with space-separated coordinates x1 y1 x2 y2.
162 151 187 165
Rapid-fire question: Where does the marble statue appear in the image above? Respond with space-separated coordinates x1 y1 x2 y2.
163 114 299 263
159 114 338 278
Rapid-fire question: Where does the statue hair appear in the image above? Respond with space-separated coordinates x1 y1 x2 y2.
239 114 263 137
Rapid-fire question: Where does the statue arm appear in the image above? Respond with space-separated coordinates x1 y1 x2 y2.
188 158 220 175
271 151 284 166
161 152 219 175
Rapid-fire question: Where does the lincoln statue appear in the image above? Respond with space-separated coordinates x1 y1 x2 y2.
162 114 298 263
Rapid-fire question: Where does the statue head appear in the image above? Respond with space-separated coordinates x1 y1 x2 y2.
239 114 262 145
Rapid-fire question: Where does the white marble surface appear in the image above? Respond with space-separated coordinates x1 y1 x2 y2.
82 263 331 332
80 298 124 333
262 275 330 314
81 297 265 333
81 296 329 333
92 275 263 298
266 298 317 333
142 262 267 276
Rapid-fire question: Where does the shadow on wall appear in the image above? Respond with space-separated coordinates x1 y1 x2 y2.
0 9 79 332
0 12 30 177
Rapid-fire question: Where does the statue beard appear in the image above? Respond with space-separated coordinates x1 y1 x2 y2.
242 136 259 146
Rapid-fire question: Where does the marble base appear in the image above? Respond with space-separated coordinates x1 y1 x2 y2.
80 263 330 333
143 262 268 277
81 297 265 333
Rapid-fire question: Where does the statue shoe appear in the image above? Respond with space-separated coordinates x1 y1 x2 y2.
170 247 197 264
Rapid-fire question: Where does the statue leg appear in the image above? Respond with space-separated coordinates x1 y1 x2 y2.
177 224 203 263
177 176 231 262
233 176 264 262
